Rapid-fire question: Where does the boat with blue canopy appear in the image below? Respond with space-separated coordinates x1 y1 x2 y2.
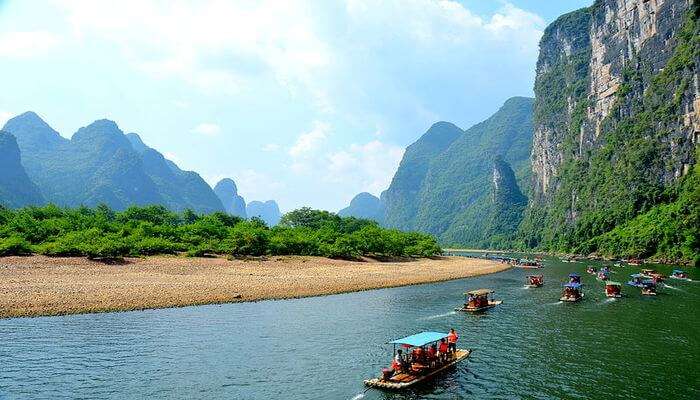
363 331 471 390
627 273 653 288
568 273 582 284
670 269 690 281
605 281 622 298
560 282 584 302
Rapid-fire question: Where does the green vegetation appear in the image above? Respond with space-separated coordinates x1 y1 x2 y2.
518 4 699 264
0 205 441 259
381 97 534 248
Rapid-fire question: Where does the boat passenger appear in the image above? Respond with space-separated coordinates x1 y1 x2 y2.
427 344 437 367
412 346 424 363
392 350 404 373
438 338 448 362
447 328 459 354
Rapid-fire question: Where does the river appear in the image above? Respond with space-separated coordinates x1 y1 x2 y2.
1 256 698 399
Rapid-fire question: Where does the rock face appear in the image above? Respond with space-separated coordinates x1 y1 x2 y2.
483 157 528 246
2 112 224 212
214 178 247 218
382 97 534 247
521 0 699 249
338 192 384 222
246 200 282 226
0 131 44 207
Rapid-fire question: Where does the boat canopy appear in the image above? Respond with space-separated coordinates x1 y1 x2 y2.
605 281 622 286
465 289 494 296
630 273 652 278
672 269 685 274
389 331 448 347
568 273 580 277
564 282 582 289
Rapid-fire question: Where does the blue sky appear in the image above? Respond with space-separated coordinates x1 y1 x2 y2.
0 0 591 212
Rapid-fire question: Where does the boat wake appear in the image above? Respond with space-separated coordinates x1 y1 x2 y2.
545 301 563 306
602 298 616 304
421 311 457 320
350 393 366 400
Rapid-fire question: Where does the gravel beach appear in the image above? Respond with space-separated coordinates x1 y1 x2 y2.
0 255 509 318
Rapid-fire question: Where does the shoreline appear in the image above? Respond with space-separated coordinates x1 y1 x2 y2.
0 255 510 319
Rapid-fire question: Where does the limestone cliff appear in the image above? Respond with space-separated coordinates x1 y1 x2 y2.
522 0 699 252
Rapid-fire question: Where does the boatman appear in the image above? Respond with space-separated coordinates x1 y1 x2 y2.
447 328 459 354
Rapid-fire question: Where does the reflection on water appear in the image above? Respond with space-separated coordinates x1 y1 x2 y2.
1 257 698 400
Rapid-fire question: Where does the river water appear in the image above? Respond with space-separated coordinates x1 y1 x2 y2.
1 256 698 399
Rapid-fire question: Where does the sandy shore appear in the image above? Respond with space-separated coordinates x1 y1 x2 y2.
0 255 509 319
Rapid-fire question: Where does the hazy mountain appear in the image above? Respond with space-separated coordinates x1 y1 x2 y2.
214 178 247 218
338 192 384 223
382 97 534 247
246 200 281 226
0 131 44 208
126 133 225 213
2 112 223 212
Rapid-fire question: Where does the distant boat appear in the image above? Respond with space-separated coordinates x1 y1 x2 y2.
597 271 610 281
641 281 657 296
627 274 654 288
456 289 502 312
641 269 665 283
586 266 598 275
605 281 622 298
560 282 584 302
515 259 542 269
568 273 582 284
670 269 690 281
526 275 544 288
363 331 471 390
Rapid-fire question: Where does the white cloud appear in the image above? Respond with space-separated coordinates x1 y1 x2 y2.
325 140 404 196
0 111 13 127
262 143 281 152
288 121 329 158
0 31 62 59
191 123 221 137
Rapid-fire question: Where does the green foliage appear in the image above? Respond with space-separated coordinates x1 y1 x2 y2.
0 236 32 256
0 204 441 260
518 5 699 264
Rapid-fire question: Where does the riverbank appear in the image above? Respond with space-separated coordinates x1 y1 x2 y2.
0 255 509 319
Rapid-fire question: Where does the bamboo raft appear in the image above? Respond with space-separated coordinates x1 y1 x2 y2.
363 349 472 390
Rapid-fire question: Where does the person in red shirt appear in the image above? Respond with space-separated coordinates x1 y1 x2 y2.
438 338 449 363
447 328 459 355
427 344 437 367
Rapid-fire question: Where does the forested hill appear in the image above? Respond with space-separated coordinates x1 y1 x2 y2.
380 96 534 247
518 0 699 263
0 112 226 213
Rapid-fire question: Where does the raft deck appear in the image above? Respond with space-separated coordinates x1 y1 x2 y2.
364 349 472 390
455 300 502 312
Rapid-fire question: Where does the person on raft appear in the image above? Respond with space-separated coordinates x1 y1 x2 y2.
447 328 459 355
438 338 449 362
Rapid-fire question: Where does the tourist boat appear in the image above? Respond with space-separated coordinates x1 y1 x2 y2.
586 266 597 275
628 258 642 266
515 259 542 269
597 271 610 281
670 269 690 281
641 269 665 283
568 273 582 284
560 282 584 302
363 331 472 390
641 281 657 296
456 289 503 312
605 281 622 298
525 275 544 288
627 274 654 288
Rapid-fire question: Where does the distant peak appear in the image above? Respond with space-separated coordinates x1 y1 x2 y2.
4 111 52 129
214 178 238 193
428 121 460 131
